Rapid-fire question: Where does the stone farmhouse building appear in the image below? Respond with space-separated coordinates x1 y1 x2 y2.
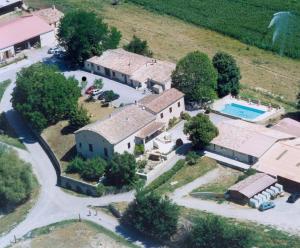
75 88 185 159
84 48 176 93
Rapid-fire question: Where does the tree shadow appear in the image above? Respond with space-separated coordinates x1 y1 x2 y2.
60 125 76 135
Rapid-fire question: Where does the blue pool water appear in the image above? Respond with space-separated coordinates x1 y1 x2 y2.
221 103 265 120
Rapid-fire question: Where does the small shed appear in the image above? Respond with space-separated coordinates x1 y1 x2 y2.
228 173 277 204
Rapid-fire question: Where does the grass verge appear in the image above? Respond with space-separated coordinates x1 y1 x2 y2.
181 207 300 248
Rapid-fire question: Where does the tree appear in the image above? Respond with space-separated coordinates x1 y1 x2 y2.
69 105 90 129
186 216 253 248
212 52 241 97
184 114 218 148
121 190 179 241
58 10 121 65
94 79 104 89
172 51 217 103
0 145 35 209
12 63 81 131
124 35 153 57
81 157 107 181
105 152 137 187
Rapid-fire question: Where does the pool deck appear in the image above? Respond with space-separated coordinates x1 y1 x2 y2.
212 95 284 124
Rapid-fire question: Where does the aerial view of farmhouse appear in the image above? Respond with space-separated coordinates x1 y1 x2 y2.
0 0 300 247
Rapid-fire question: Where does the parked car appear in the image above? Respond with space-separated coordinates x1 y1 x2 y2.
91 89 102 96
85 86 95 95
287 193 300 203
48 48 56 54
259 201 275 211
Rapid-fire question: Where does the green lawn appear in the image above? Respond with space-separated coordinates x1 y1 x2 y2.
148 157 218 195
182 207 300 248
128 0 300 59
0 80 10 100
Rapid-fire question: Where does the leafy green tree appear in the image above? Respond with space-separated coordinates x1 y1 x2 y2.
105 152 137 187
58 10 121 65
212 52 241 97
124 35 153 57
66 156 85 174
12 63 81 131
94 78 104 89
69 105 90 129
184 114 218 148
0 145 35 208
187 216 253 248
81 157 107 181
185 151 200 165
134 144 145 156
121 190 179 241
172 51 217 103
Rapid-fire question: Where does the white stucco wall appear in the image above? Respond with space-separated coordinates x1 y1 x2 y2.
40 31 56 47
155 97 185 124
114 133 137 155
75 130 114 159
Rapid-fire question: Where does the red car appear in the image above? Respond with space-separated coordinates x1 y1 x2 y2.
85 86 95 95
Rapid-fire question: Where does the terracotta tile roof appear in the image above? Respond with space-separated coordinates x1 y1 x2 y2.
0 15 53 49
254 138 300 184
33 7 64 25
86 48 175 84
271 118 300 137
76 105 156 144
139 88 184 113
136 121 165 139
211 120 295 158
229 173 277 198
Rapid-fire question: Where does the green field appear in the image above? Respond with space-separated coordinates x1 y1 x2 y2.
128 0 300 58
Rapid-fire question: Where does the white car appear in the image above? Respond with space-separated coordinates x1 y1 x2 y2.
91 89 102 96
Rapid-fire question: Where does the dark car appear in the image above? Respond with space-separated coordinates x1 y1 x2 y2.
287 193 300 203
98 90 119 102
259 201 275 211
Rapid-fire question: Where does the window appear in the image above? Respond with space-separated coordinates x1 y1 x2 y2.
169 107 172 113
112 71 116 77
104 148 108 157
128 142 131 149
89 144 93 152
160 113 164 119
177 101 181 107
97 66 100 70
79 142 82 148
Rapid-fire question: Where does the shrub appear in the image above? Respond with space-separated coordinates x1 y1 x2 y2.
145 159 185 192
137 159 147 169
104 90 119 102
180 112 191 121
96 183 106 196
94 78 103 89
185 151 200 165
69 105 90 129
65 156 85 173
105 152 138 187
81 157 107 181
124 35 153 57
0 145 35 208
186 215 254 248
168 117 178 129
121 190 179 241
134 144 145 156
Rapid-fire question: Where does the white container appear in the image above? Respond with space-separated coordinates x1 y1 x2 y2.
270 186 280 195
249 198 259 208
262 191 271 200
266 188 276 198
275 183 284 193
254 195 262 205
258 193 267 202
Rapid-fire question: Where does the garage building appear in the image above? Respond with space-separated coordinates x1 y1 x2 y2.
0 15 55 62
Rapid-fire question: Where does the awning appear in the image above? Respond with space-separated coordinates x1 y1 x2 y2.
136 122 165 139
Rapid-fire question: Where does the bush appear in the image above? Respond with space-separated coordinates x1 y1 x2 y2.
94 78 103 89
236 168 256 183
0 145 35 208
134 144 145 156
124 35 153 57
105 152 138 187
121 190 179 241
185 151 200 165
65 156 85 173
186 215 254 248
96 183 106 196
69 105 90 129
145 159 185 192
180 112 191 121
104 90 119 102
137 160 147 169
168 117 178 129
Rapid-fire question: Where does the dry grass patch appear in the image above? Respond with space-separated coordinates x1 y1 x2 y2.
11 220 138 248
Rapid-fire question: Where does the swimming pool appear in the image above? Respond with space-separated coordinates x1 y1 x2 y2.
221 103 266 120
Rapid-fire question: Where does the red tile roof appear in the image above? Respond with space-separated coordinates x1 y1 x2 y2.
0 15 53 49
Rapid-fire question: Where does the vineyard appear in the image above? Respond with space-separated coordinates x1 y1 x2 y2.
127 0 300 59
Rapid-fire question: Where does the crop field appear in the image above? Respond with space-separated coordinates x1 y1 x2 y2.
128 0 300 59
